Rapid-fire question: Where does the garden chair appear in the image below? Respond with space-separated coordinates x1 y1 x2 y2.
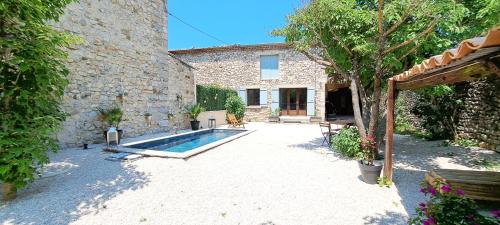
227 113 246 128
320 122 343 146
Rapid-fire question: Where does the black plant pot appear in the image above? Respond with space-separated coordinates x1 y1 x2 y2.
103 129 123 144
358 160 383 184
190 121 200 130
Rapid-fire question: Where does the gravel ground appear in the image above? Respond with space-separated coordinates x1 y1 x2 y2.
1 123 498 225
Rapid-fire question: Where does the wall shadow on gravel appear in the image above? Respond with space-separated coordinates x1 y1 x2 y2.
0 148 150 225
362 210 408 225
286 137 329 151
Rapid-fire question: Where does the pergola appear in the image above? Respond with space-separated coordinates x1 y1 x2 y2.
384 27 500 181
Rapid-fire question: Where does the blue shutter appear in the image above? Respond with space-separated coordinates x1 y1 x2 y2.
239 88 247 106
307 87 315 116
259 88 267 107
271 88 279 112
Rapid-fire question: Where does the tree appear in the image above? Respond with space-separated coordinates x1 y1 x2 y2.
0 0 80 198
273 0 494 149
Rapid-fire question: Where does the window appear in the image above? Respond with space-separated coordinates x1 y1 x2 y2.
260 55 279 80
247 89 260 106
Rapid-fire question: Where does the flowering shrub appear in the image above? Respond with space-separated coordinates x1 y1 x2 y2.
331 127 361 158
409 179 499 225
359 136 377 165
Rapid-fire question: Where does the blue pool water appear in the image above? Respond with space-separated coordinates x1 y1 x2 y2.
127 129 245 153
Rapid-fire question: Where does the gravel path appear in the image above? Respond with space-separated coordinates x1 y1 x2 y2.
1 123 498 225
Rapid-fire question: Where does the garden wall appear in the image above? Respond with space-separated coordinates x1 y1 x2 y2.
455 78 500 151
399 78 499 151
55 0 195 147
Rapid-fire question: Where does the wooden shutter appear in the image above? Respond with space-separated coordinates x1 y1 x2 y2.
271 88 279 112
259 88 268 107
307 87 315 116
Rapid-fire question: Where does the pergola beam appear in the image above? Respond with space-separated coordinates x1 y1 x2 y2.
395 62 493 90
384 78 396 180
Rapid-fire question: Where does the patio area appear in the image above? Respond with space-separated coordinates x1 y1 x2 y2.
1 123 498 225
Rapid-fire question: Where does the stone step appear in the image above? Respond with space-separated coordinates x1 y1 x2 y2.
279 116 310 123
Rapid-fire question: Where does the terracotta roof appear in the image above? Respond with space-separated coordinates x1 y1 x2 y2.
393 27 500 82
169 43 292 55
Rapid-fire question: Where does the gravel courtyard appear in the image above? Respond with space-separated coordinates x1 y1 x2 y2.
1 123 498 225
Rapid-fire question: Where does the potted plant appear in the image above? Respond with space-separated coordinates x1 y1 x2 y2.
97 106 124 143
186 103 205 130
144 112 152 125
357 136 383 184
269 108 280 122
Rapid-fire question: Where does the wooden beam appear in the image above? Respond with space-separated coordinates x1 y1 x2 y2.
384 78 395 181
487 61 500 76
395 62 492 90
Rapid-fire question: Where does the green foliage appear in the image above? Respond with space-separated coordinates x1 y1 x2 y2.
97 106 124 129
377 176 393 188
331 127 361 158
412 85 463 140
0 0 81 188
186 103 205 121
409 179 498 225
196 84 237 111
270 108 280 116
445 138 479 148
224 95 245 121
395 95 428 138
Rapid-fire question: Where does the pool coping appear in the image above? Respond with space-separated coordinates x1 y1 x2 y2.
105 128 255 159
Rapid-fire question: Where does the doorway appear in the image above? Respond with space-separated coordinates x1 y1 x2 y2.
325 87 354 119
280 88 307 116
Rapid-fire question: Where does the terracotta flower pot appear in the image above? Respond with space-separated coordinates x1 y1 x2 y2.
2 183 17 200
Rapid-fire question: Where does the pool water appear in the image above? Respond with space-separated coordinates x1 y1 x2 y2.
127 129 244 153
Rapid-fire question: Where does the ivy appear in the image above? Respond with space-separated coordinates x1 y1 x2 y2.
0 0 81 188
196 84 237 111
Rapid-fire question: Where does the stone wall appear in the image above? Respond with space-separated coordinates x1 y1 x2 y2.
174 48 328 121
456 78 499 150
56 0 195 147
399 78 499 151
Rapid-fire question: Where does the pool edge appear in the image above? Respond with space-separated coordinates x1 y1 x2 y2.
105 128 255 159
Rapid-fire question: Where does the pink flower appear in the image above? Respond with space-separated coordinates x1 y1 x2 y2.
423 216 436 225
456 189 465 196
428 187 437 196
418 203 426 209
420 188 427 194
441 185 451 193
491 209 500 218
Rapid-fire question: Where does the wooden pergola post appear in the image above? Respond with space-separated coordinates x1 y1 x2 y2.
384 78 396 181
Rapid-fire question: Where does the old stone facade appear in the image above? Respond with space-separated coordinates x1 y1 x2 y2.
171 44 328 122
456 78 500 150
56 0 195 147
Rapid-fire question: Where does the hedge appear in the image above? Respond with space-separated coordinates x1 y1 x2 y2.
196 84 237 111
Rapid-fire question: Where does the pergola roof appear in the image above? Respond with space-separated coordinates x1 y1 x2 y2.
393 27 500 83
384 27 500 181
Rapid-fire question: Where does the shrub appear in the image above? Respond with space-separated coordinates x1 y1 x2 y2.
411 85 463 140
186 103 205 121
225 95 245 121
97 106 124 129
331 127 361 158
409 179 499 225
0 0 81 190
196 84 237 111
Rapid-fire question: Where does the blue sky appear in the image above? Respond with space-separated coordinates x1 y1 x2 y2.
167 0 305 50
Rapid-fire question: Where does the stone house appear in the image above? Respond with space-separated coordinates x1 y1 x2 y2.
171 43 339 122
55 0 195 147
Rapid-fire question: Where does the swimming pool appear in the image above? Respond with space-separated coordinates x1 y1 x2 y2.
112 129 253 158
